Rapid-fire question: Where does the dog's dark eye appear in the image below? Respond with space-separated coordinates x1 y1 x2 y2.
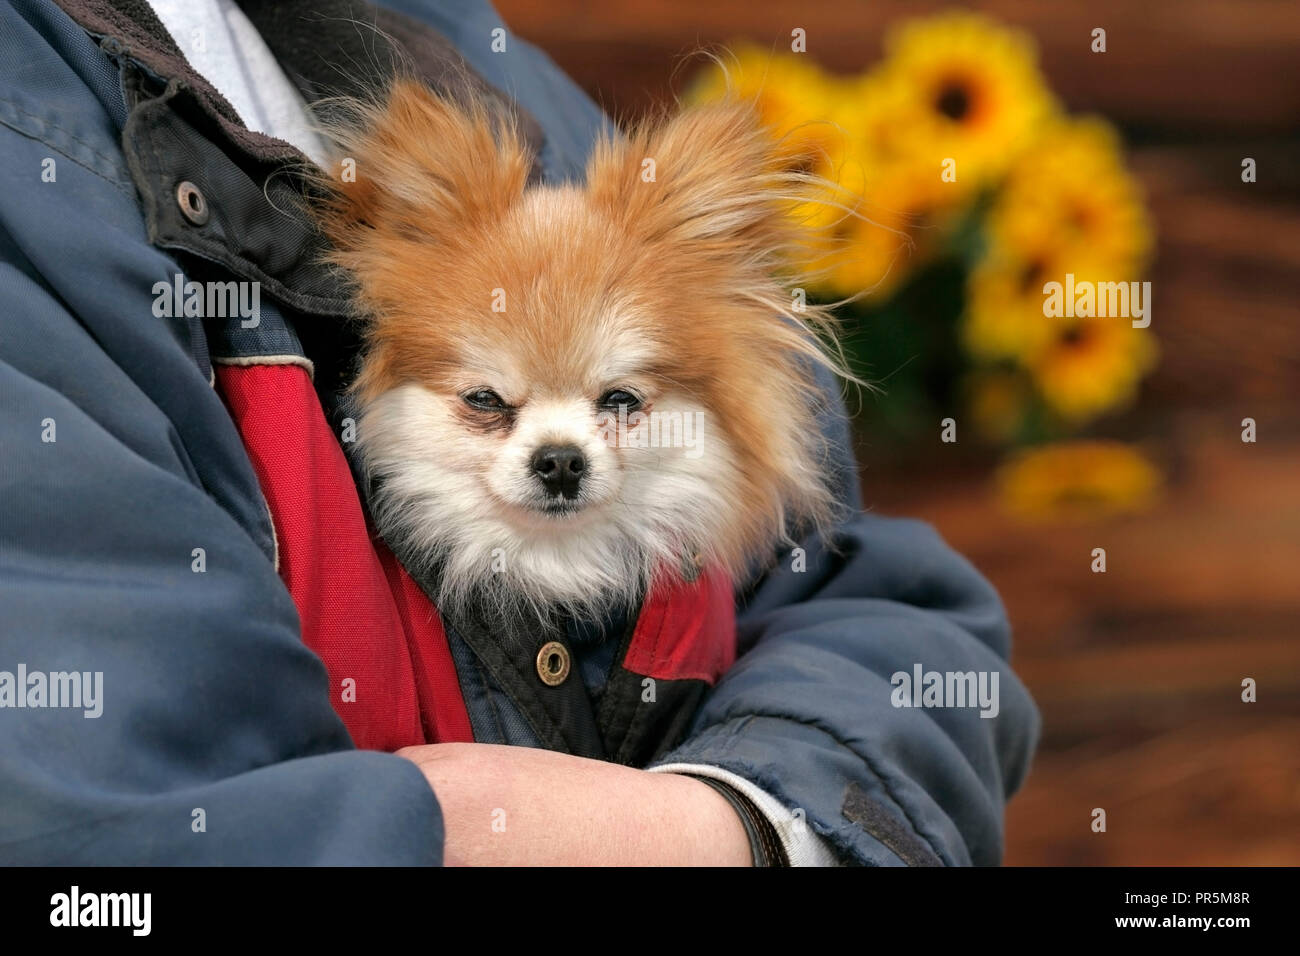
464 389 507 410
599 389 642 411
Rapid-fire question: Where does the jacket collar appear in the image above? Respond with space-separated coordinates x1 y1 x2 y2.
53 0 545 166
50 0 546 321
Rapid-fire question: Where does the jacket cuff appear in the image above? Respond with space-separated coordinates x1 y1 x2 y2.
651 716 955 866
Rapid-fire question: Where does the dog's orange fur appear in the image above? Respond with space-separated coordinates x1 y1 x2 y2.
314 79 846 584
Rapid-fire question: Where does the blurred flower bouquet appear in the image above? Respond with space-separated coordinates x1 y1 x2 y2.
689 10 1161 519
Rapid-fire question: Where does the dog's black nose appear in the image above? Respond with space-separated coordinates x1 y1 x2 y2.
531 444 586 498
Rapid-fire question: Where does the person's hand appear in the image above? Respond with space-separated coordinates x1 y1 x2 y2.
397 742 752 866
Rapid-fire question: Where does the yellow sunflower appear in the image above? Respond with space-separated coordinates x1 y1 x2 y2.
967 255 1156 423
965 115 1156 422
987 116 1153 276
996 441 1162 522
1030 306 1158 423
963 248 1065 363
866 10 1057 188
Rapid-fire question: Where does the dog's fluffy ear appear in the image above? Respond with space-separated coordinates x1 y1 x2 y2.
585 99 797 264
587 99 848 562
314 78 532 266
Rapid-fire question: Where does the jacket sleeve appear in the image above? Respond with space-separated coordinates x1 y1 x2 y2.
652 365 1041 866
0 252 442 866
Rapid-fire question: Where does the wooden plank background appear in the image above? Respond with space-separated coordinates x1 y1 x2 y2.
498 0 1300 864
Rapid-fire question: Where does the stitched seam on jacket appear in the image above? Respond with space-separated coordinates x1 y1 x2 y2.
210 353 315 380
0 96 134 193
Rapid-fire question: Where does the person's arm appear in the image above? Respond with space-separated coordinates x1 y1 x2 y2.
647 364 1041 866
0 252 442 865
652 511 1039 865
397 743 753 866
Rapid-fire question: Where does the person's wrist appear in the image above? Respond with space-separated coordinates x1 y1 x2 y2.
680 774 789 866
654 770 754 866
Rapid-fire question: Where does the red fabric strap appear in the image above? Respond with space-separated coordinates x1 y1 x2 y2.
623 568 736 683
214 363 471 749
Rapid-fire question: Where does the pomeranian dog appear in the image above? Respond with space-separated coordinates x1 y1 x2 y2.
313 78 847 628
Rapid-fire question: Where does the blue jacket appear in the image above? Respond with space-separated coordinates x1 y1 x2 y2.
0 0 1039 865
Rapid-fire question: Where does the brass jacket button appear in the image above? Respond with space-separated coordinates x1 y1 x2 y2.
176 181 210 225
536 641 571 686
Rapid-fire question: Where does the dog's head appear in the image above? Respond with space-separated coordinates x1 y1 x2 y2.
315 79 845 621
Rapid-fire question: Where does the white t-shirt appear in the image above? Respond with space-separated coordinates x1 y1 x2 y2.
148 0 330 166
